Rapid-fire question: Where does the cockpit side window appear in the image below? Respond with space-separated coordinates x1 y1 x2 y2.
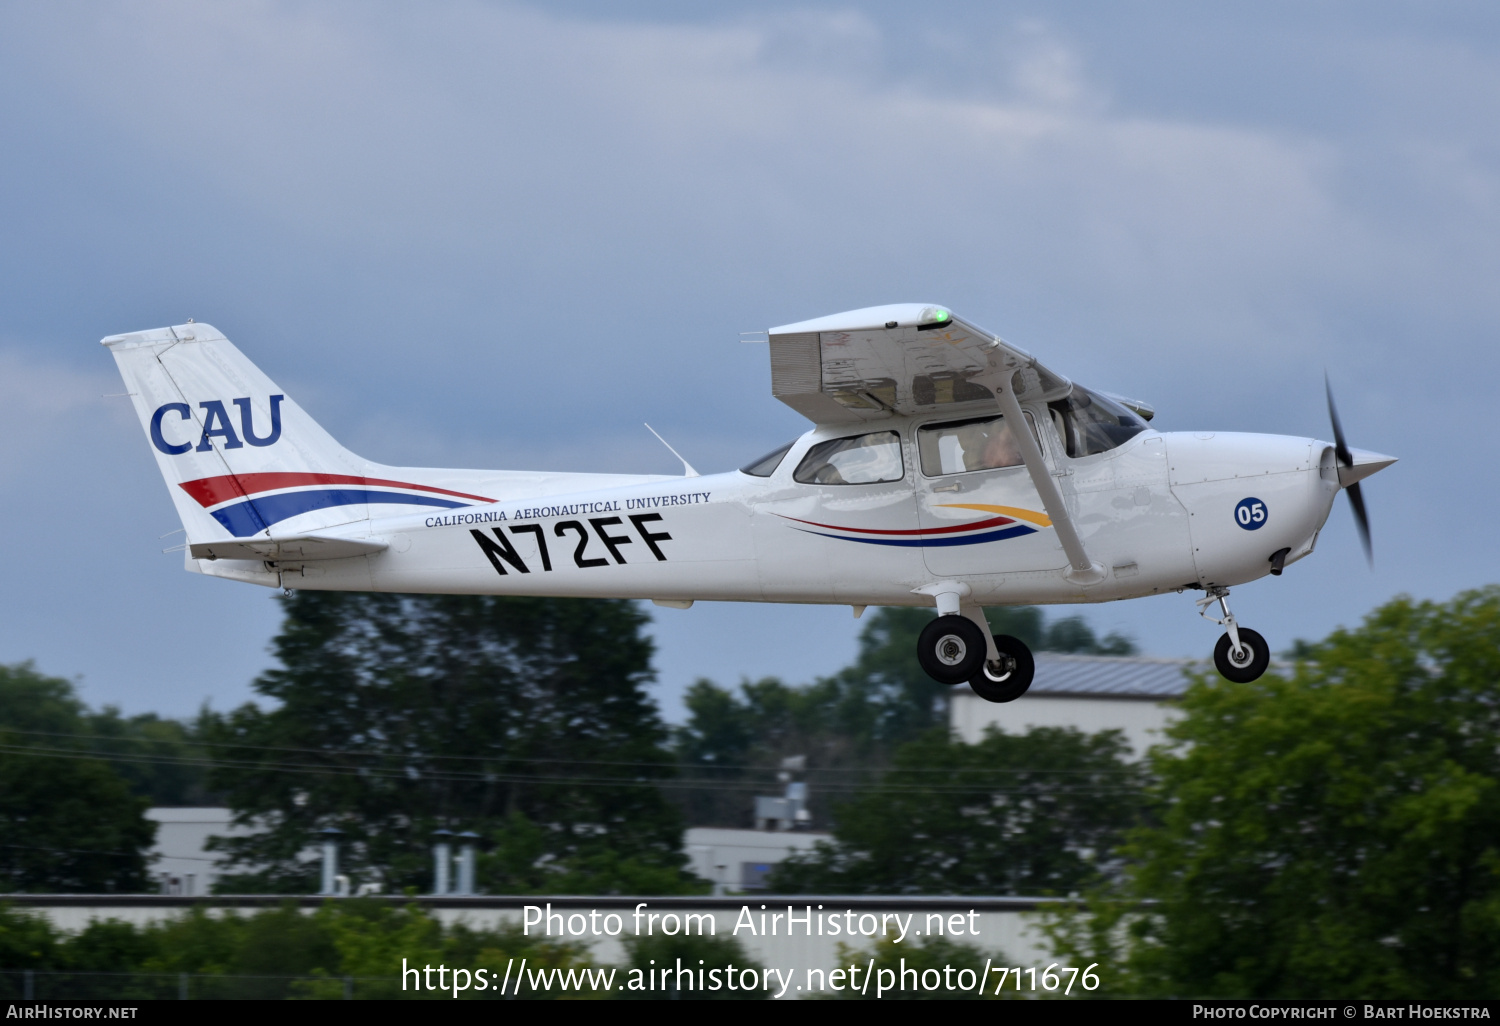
1048 386 1147 458
793 431 904 485
917 413 1039 477
740 441 795 477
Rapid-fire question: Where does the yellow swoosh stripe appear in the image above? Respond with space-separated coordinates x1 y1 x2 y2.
936 502 1053 528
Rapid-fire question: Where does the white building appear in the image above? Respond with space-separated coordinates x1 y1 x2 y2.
143 809 830 897
145 807 257 896
950 653 1199 757
683 827 832 893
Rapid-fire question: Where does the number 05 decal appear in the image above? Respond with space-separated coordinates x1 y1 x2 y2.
1234 497 1267 531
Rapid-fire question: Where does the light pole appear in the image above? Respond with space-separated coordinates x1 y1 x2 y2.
317 827 343 896
455 832 480 896
431 828 454 895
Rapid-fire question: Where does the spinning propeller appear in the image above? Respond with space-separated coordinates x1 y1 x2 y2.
1325 376 1395 567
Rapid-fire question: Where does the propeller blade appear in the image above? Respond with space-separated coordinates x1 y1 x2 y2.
1325 374 1352 468
1346 480 1373 567
1326 374 1373 567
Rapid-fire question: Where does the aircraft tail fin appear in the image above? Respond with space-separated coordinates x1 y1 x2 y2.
103 322 449 544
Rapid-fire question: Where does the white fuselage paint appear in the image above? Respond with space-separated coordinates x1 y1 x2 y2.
244 414 1340 610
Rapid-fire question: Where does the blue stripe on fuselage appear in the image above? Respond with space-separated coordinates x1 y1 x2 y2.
794 524 1037 547
209 489 468 537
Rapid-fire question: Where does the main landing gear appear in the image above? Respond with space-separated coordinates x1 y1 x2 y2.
1198 586 1270 683
916 615 1035 704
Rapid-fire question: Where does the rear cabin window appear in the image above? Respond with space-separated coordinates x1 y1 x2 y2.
740 441 795 477
793 431 904 485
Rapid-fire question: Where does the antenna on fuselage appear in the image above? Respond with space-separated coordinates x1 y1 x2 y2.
644 423 700 478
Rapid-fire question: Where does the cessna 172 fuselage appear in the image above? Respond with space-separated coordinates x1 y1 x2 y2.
105 304 1394 702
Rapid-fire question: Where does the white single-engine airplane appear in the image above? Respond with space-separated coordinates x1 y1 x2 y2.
105 304 1394 702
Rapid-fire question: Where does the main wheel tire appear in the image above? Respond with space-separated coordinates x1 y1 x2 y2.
1213 628 1270 683
917 615 987 685
970 634 1035 703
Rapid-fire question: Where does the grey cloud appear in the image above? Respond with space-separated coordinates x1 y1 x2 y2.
0 1 1492 718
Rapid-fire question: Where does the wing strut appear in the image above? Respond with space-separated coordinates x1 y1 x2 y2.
993 372 1106 586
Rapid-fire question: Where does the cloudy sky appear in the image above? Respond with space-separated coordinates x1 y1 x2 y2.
0 1 1493 721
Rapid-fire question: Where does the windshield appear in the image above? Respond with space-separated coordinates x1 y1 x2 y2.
1048 386 1147 458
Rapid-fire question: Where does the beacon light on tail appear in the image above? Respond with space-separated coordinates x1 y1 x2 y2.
104 305 1394 700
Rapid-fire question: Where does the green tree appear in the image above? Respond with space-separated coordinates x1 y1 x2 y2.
0 662 87 735
1088 587 1500 999
0 737 156 893
477 810 707 894
291 901 596 999
1040 615 1136 656
0 900 594 1000
767 727 1145 895
826 607 952 745
672 606 1138 829
820 935 1011 1000
671 673 884 828
202 593 691 894
0 661 212 806
618 931 767 1000
60 918 167 975
80 710 214 807
0 665 162 894
0 904 61 969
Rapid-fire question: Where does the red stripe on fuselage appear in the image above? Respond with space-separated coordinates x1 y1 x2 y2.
179 473 495 508
775 513 1015 536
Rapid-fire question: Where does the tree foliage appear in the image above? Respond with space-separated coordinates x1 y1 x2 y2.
672 606 1136 828
0 664 160 893
618 931 767 1000
767 726 1145 895
820 935 1012 1000
1070 587 1500 999
0 739 156 894
969 607 1136 657
200 592 693 894
0 661 212 807
0 900 591 999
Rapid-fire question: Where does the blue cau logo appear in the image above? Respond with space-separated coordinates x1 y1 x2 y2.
1234 497 1267 531
151 396 283 455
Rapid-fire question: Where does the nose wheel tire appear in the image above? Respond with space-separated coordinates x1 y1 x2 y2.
917 615 987 685
969 634 1035 703
1213 628 1270 683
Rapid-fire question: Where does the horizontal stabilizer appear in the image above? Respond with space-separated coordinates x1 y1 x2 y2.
190 534 389 562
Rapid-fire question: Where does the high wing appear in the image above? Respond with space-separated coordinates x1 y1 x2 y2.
766 303 1073 425
768 302 1111 585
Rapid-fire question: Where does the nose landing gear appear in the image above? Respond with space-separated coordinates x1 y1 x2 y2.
1198 587 1270 683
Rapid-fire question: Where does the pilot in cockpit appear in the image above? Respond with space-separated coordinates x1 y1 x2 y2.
949 417 1023 473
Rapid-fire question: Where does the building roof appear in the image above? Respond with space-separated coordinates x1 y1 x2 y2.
1026 653 1202 699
